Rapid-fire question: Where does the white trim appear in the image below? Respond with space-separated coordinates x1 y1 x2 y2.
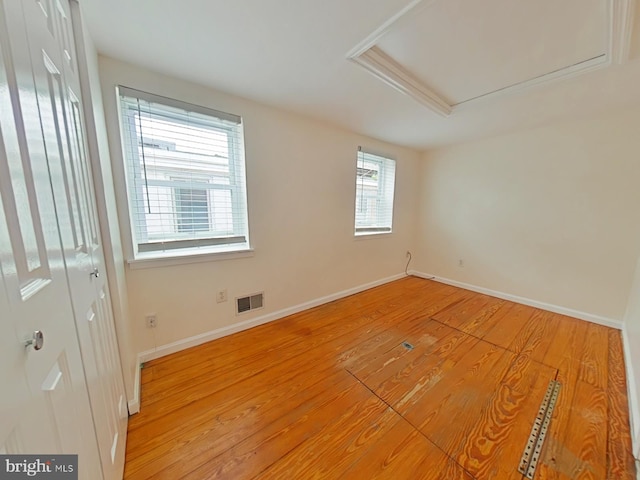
128 273 406 410
345 0 436 59
452 55 608 109
350 47 452 117
108 87 137 264
610 0 636 64
127 359 141 415
623 325 640 459
409 271 622 329
354 231 393 239
127 248 254 269
347 0 635 117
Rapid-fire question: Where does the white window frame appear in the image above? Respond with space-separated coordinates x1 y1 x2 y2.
354 148 396 236
116 86 251 264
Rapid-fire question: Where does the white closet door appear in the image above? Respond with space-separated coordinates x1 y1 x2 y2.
20 0 128 476
0 0 103 477
0 0 127 478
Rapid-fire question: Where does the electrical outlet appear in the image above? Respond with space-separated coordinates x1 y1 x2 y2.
216 289 228 303
458 259 464 268
145 314 157 328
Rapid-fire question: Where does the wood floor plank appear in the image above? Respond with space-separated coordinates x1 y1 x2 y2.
210 396 416 478
373 328 479 409
579 323 610 389
560 380 608 479
406 285 476 319
431 293 506 335
516 310 563 365
350 321 470 389
344 427 474 480
254 394 391 479
124 369 357 478
536 320 588 480
469 302 517 339
123 277 636 479
341 317 443 375
455 354 556 479
412 456 476 480
176 379 377 480
128 351 341 453
286 407 403 479
504 309 551 356
537 404 583 480
339 422 428 479
402 340 513 431
536 314 588 369
389 336 555 480
481 302 539 351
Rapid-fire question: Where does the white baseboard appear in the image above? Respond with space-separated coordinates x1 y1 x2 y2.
409 271 622 330
128 272 406 411
623 326 640 460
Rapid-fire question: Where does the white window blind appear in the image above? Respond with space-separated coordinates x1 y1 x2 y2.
354 148 396 235
118 86 249 256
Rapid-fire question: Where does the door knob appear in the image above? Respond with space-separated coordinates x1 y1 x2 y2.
25 330 44 351
90 268 99 279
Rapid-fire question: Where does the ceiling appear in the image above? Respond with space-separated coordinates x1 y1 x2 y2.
80 0 640 150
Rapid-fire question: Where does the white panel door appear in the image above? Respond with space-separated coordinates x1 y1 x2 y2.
18 0 128 478
0 0 103 477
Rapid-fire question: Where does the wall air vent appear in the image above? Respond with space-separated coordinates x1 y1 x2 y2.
236 292 264 315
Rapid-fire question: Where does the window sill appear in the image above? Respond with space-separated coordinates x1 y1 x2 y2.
354 231 393 239
127 246 254 270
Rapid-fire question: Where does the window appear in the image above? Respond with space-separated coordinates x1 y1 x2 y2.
354 148 396 235
117 86 249 257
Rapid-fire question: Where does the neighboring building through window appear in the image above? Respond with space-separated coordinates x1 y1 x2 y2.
354 148 396 235
117 86 249 257
175 186 209 233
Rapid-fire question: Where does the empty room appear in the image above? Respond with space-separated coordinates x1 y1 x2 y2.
2 0 640 479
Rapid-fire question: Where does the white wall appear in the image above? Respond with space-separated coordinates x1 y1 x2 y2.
415 107 640 323
98 57 420 364
624 257 640 458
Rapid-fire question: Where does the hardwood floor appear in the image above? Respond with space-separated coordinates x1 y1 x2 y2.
124 277 637 479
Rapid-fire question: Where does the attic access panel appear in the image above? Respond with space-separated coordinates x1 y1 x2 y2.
348 0 634 116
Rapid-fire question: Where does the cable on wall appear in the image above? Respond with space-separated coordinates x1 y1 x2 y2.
405 251 412 275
